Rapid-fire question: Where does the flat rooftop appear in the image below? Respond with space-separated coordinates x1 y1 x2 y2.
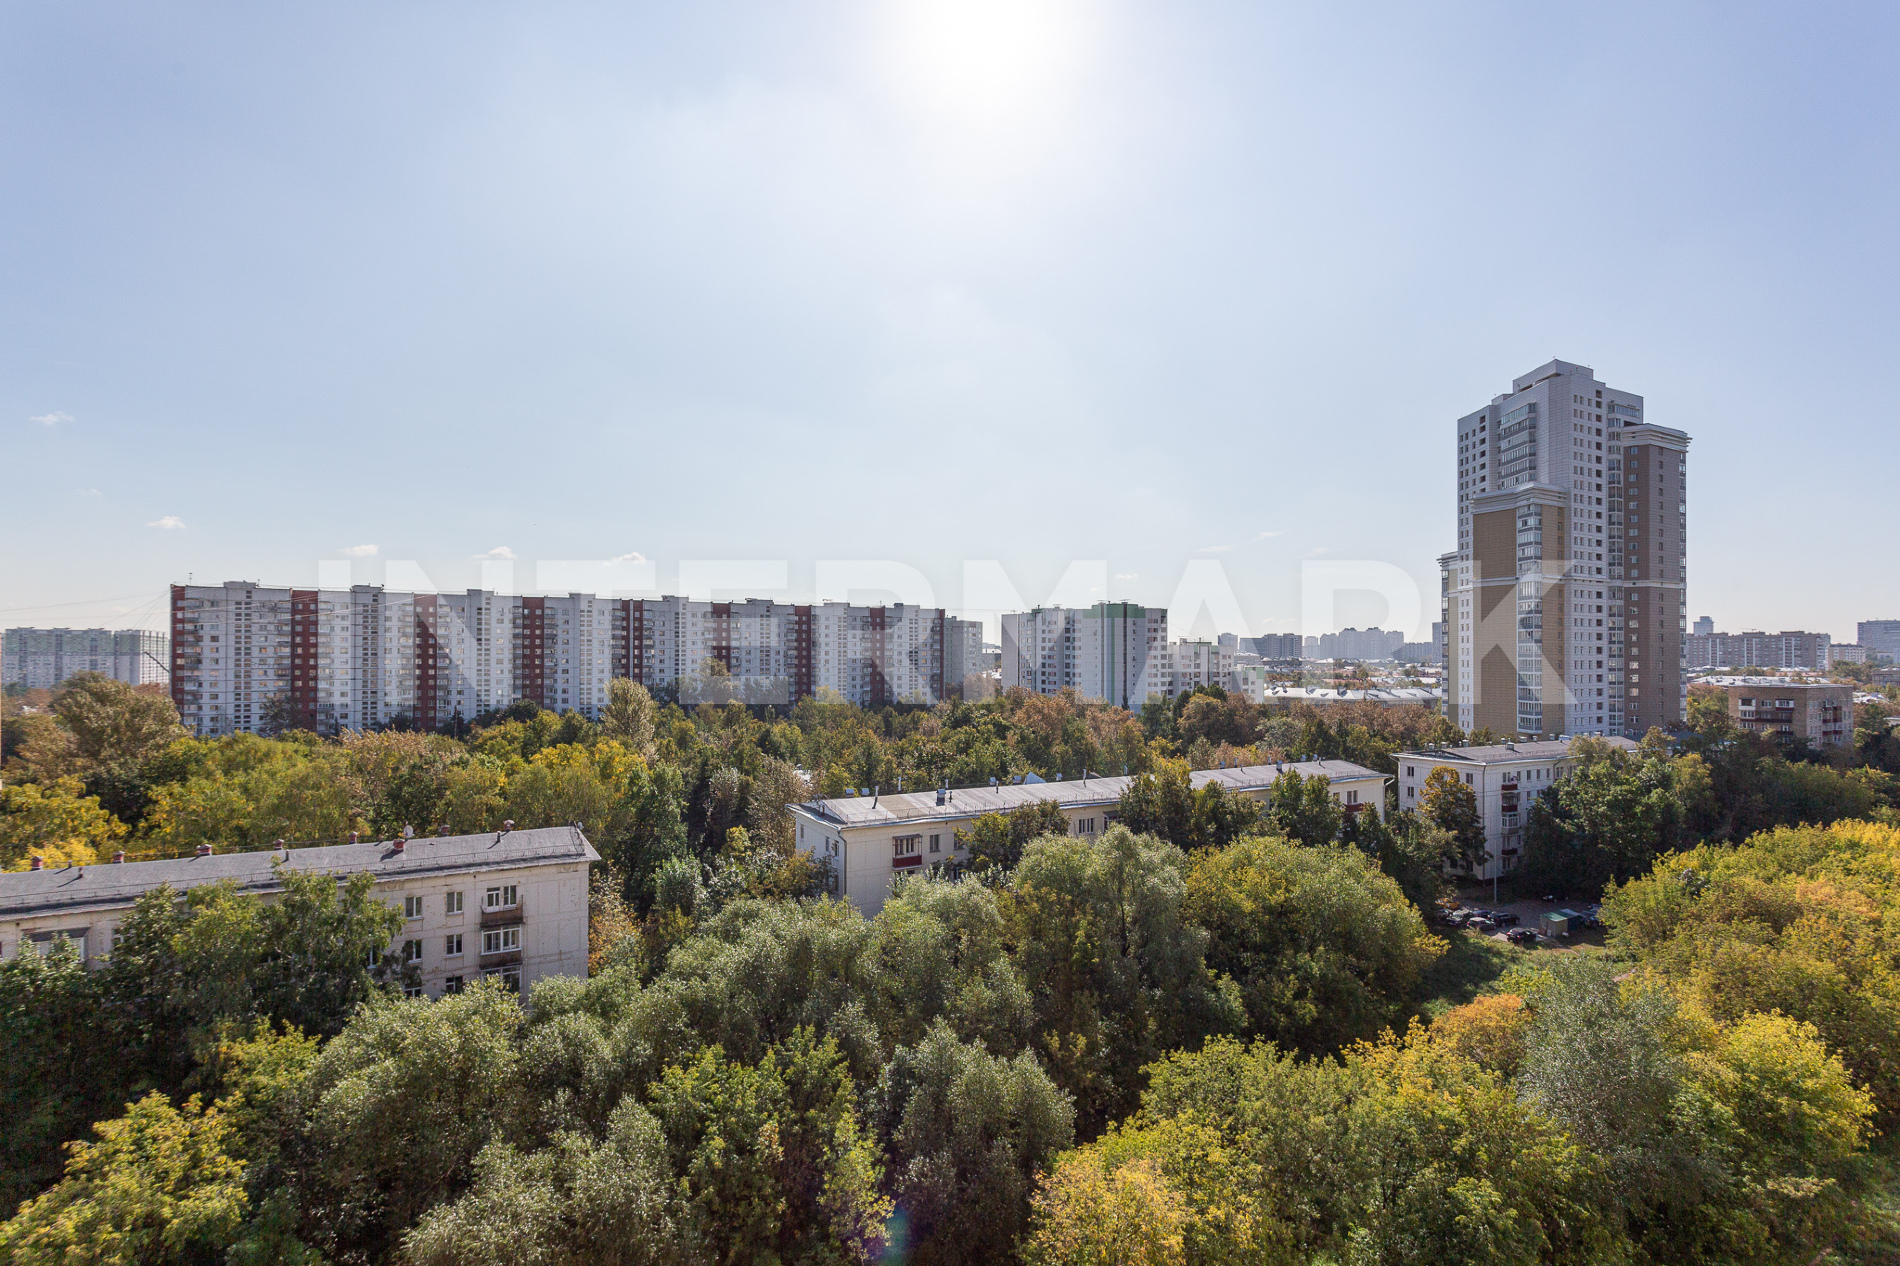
795 760 1385 829
0 826 599 923
1395 737 1638 766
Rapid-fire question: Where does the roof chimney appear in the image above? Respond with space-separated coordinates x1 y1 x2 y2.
195 843 214 857
437 824 450 837
502 819 515 832
392 836 405 854
29 855 44 870
112 850 126 864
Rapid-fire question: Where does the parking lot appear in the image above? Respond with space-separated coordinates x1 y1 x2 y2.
1439 890 1607 948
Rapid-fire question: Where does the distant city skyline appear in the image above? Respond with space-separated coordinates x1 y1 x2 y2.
6 4 1898 642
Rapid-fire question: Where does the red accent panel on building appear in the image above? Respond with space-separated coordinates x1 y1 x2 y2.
792 606 813 701
518 597 548 708
290 590 320 730
868 607 888 707
169 585 188 716
414 594 440 728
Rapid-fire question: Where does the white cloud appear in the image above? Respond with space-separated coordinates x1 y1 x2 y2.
146 515 187 530
475 545 516 559
1252 530 1284 541
1114 572 1138 580
80 488 102 497
609 550 648 563
341 544 379 557
30 411 73 426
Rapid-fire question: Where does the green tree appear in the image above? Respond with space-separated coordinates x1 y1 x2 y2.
0 1091 249 1266
300 980 525 1260
0 775 128 869
599 677 659 761
955 799 1068 873
872 1024 1075 1266
1005 826 1227 1133
404 1100 694 1266
1420 764 1487 871
1264 767 1343 846
1 939 136 1210
50 673 188 772
1115 760 1195 847
1130 1032 1616 1264
651 1029 889 1265
1519 737 1691 897
1184 835 1442 1053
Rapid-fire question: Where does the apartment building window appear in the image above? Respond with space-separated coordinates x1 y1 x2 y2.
402 939 423 964
1345 790 1359 805
482 927 521 955
893 836 921 860
404 984 426 999
928 834 941 853
484 884 519 911
445 933 464 957
445 891 463 915
443 976 464 994
404 895 423 919
483 965 522 991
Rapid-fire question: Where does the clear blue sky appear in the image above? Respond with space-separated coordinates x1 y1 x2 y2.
5 2 1896 642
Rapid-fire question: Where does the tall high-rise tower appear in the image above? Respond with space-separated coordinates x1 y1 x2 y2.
1441 359 1689 740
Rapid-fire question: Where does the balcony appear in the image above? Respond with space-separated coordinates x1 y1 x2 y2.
480 903 524 927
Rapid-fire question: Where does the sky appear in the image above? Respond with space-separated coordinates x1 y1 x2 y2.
4 1 1897 644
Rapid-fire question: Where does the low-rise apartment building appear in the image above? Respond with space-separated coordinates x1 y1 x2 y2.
4 627 169 690
791 760 1387 917
1706 676 1853 748
0 826 596 997
1394 737 1640 880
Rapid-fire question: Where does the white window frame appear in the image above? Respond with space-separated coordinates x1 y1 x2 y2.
484 884 519 911
445 891 464 915
445 933 463 957
404 895 423 919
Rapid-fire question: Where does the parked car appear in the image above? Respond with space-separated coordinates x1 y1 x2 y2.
1441 909 1469 926
1465 917 1495 933
1490 911 1520 926
1507 927 1538 945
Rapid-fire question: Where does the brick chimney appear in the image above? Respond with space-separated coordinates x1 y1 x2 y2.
112 851 126 864
502 819 515 832
196 843 214 857
29 855 43 870
392 836 405 854
349 831 360 844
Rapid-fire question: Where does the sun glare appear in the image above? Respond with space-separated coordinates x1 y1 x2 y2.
880 0 1088 131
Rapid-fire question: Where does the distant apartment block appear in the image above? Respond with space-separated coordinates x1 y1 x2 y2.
1000 603 1169 707
1303 627 1407 660
1240 633 1304 659
1440 359 1689 741
1706 677 1853 748
3 628 169 690
1830 644 1881 666
1859 621 1900 663
170 582 962 736
1685 629 1831 670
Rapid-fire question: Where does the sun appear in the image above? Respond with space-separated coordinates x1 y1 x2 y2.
878 0 1089 132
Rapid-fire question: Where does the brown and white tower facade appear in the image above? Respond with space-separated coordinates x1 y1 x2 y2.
1441 359 1689 741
